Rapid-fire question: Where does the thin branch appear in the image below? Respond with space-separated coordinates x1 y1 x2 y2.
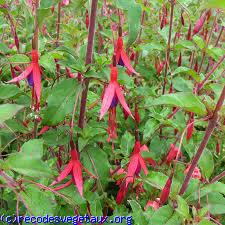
78 0 98 129
179 84 225 195
162 0 175 94
210 171 225 184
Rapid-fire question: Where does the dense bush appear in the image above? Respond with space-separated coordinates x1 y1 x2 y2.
0 0 225 224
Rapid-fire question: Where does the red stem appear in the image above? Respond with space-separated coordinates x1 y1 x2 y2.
197 54 225 93
162 0 175 94
179 84 225 195
210 171 225 184
78 0 98 129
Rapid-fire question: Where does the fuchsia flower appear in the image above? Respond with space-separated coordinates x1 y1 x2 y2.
178 52 182 67
7 50 42 108
100 65 134 142
145 199 160 211
184 164 201 180
216 140 220 155
85 10 89 29
193 10 208 36
125 141 150 187
61 0 70 7
187 24 192 40
115 142 156 204
186 112 194 141
51 141 84 196
155 59 165 75
165 143 182 164
159 173 173 205
37 126 49 136
115 29 138 75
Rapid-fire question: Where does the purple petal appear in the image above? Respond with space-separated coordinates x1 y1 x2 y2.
110 95 118 108
27 72 34 87
118 56 124 67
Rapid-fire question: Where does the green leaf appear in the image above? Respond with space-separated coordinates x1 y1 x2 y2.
0 104 24 124
21 184 57 216
39 53 56 74
82 146 110 188
120 131 135 156
0 43 12 54
165 212 182 225
202 193 225 215
5 139 52 178
172 66 201 82
42 79 81 125
148 205 174 225
127 2 142 47
37 8 52 28
198 148 214 180
149 92 207 116
193 36 206 50
116 0 130 9
0 84 21 99
8 54 30 63
129 200 148 225
5 154 53 178
205 0 225 9
198 219 217 225
143 118 160 142
21 139 44 158
176 196 190 219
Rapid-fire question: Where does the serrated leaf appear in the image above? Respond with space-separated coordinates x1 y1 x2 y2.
39 53 56 74
0 84 21 99
148 205 174 225
8 54 30 63
143 118 160 142
42 79 81 125
172 66 200 82
82 146 110 188
193 36 206 50
21 184 57 216
149 92 207 116
0 104 24 124
129 200 148 225
121 131 135 156
176 196 190 219
127 2 142 47
198 148 214 180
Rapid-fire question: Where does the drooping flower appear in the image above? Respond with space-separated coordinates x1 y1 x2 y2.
180 12 185 26
159 172 173 205
193 10 208 36
194 59 198 72
100 65 134 142
186 112 194 141
184 164 201 180
51 141 84 196
216 140 220 155
61 0 70 7
145 199 160 211
165 143 182 164
7 50 42 108
178 52 182 67
42 24 47 36
116 182 129 204
85 10 89 29
155 59 165 75
187 24 192 40
115 28 138 75
125 141 149 187
37 125 49 136
10 65 20 88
